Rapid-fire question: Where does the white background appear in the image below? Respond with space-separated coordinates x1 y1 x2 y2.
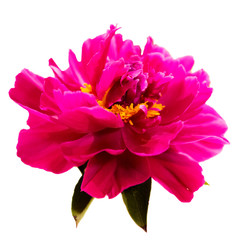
0 0 239 239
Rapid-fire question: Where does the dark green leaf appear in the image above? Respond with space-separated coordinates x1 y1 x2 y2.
71 175 93 227
122 178 151 232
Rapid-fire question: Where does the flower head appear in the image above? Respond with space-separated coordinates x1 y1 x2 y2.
9 25 228 202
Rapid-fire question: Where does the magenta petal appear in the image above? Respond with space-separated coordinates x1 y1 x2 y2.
149 150 205 202
172 105 228 144
143 37 170 57
26 108 68 132
118 39 141 60
68 49 87 86
96 59 125 99
172 137 229 162
123 121 183 156
81 151 150 198
107 33 141 60
61 128 126 164
40 77 67 114
49 58 81 90
182 70 213 119
17 129 75 174
160 76 199 124
54 90 98 111
9 69 44 111
58 106 124 133
178 56 194 72
81 25 118 88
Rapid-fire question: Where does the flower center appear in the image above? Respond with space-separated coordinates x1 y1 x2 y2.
110 103 144 125
109 102 164 125
80 83 164 125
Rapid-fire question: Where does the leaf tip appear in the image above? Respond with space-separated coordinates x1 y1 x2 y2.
73 214 80 228
141 225 147 232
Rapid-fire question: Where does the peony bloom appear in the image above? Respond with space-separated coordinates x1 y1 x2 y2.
10 25 228 202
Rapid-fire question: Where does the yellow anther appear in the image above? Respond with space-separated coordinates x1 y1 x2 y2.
110 103 141 121
147 103 165 118
80 83 92 93
107 101 164 124
151 103 165 111
147 110 161 118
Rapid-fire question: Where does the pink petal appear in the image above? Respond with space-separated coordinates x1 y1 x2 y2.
172 105 228 144
81 25 118 88
123 121 183 156
68 49 87 86
107 33 123 60
53 90 98 111
118 39 141 60
149 149 205 202
103 74 137 108
61 128 126 164
143 37 170 57
49 58 81 90
26 108 68 132
57 106 124 133
172 136 229 162
160 76 200 124
9 69 44 111
17 128 75 174
81 151 150 198
96 59 126 99
108 34 141 60
182 70 213 119
40 77 67 114
178 56 194 72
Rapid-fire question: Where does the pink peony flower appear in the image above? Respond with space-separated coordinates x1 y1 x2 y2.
10 25 228 202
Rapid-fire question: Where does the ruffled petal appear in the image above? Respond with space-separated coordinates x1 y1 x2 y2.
96 59 126 99
81 151 150 198
26 107 68 132
81 25 118 89
17 128 75 174
57 106 124 133
160 76 200 124
172 105 228 144
181 70 213 119
172 136 229 162
178 56 194 72
68 49 87 86
53 90 98 111
108 34 141 60
118 39 141 60
49 58 80 90
123 121 183 156
9 69 44 111
149 149 205 202
61 128 126 164
143 37 170 58
40 77 67 114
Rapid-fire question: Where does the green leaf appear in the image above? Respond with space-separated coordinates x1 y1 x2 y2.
122 178 151 232
71 175 93 227
204 181 210 186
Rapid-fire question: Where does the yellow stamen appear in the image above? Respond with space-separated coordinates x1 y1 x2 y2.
147 110 161 118
151 103 165 111
81 83 165 125
147 103 165 118
109 103 143 122
80 83 92 93
108 101 164 124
